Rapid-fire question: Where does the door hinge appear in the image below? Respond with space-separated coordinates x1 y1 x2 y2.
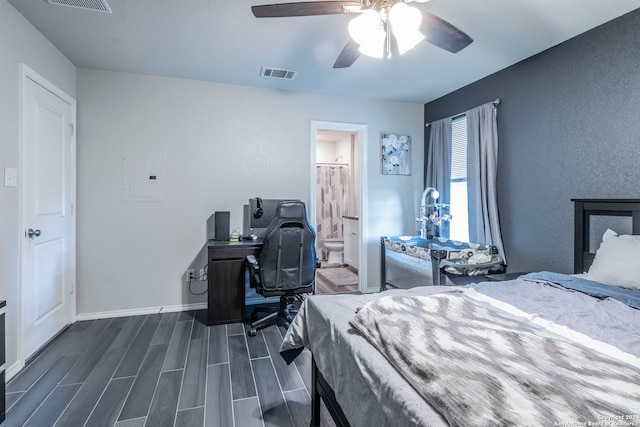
70 123 75 135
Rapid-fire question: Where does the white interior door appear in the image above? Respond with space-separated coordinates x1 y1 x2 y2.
21 69 76 359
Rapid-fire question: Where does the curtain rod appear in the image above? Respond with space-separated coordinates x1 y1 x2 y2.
317 162 349 166
425 98 500 127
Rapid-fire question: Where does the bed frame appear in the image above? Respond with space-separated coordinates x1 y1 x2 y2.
311 359 350 426
573 199 640 274
310 198 640 427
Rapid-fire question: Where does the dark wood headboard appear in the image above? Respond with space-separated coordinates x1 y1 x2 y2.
573 199 640 274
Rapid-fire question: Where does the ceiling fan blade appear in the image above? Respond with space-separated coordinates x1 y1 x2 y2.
252 1 362 18
333 39 361 68
420 11 473 53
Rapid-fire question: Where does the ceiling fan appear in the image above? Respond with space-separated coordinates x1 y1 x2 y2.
251 0 473 69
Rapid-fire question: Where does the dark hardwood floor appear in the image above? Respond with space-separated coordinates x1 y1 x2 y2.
3 310 336 427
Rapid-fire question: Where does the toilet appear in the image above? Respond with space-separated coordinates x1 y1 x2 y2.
324 238 344 265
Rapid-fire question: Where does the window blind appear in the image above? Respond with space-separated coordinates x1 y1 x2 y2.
451 115 467 182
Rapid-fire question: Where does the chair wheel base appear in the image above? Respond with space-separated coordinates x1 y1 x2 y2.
248 328 257 337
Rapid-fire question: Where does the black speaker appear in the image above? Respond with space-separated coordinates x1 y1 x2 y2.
214 211 230 241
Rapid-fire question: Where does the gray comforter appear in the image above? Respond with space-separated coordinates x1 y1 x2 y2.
280 279 640 427
350 289 640 426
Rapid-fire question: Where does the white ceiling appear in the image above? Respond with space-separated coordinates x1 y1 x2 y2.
8 0 640 103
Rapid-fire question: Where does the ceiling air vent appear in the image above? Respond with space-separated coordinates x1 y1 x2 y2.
260 67 297 80
47 0 112 14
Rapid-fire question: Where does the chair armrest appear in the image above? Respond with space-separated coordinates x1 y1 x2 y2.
246 255 260 288
246 255 259 272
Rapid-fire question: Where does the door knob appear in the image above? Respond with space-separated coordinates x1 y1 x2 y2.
26 228 41 238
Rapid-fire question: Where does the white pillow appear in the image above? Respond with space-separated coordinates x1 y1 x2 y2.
587 228 640 290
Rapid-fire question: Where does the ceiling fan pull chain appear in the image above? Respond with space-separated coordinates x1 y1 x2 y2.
386 20 392 59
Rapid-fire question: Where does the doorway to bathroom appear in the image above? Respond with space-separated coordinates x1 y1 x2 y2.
312 124 362 294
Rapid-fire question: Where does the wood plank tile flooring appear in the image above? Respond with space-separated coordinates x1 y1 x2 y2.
315 266 359 295
4 310 336 427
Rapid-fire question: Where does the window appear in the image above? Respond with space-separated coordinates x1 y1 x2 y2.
449 115 469 242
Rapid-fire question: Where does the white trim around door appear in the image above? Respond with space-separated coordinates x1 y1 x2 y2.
16 64 77 374
310 120 368 293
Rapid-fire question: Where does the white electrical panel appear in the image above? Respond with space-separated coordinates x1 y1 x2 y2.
122 151 165 202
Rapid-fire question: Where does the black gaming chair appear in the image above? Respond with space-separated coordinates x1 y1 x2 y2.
246 200 316 336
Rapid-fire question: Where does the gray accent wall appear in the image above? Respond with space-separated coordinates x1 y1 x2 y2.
424 8 640 274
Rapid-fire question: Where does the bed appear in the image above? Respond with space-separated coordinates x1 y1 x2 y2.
280 199 640 427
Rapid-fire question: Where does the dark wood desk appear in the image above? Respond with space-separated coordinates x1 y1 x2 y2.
207 239 262 326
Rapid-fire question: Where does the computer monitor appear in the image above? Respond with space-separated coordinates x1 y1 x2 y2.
243 198 300 237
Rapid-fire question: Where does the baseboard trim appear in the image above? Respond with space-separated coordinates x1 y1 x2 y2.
7 303 207 381
75 302 208 321
6 360 25 381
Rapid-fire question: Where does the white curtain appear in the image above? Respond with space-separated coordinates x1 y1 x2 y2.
425 117 452 204
316 165 350 259
467 102 507 263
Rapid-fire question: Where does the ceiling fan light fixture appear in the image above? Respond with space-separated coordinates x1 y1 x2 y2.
348 9 386 58
389 3 425 54
388 3 422 31
394 29 425 54
357 31 386 58
348 9 381 46
392 25 425 55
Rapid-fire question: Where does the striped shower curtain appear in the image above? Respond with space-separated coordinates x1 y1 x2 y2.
316 165 350 259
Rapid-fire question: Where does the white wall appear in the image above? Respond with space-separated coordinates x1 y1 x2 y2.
0 0 76 373
316 140 338 163
77 68 424 316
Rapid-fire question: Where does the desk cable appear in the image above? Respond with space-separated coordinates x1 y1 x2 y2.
188 263 208 295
